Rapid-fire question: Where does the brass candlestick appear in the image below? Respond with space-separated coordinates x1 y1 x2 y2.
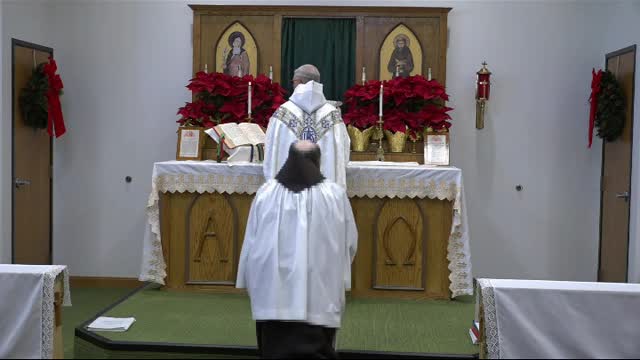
246 114 253 123
376 115 385 161
410 132 422 153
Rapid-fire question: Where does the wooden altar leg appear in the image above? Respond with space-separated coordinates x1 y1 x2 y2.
162 191 253 292
350 196 453 300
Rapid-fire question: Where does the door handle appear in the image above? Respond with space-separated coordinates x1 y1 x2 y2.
616 192 630 201
14 178 31 189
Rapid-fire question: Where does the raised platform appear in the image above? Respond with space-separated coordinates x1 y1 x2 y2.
75 285 478 359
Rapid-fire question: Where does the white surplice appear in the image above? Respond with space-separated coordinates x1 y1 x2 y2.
236 179 358 328
263 81 351 188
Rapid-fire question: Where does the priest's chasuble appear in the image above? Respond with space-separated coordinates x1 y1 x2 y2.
236 179 358 328
263 82 351 188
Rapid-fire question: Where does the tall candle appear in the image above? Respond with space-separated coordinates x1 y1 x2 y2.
248 82 252 116
204 64 208 73
362 67 366 85
428 68 432 81
379 84 383 116
269 65 273 81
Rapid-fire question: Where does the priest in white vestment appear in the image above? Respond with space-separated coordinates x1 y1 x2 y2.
237 141 358 358
263 64 351 188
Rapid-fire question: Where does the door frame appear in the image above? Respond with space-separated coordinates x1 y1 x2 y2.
598 44 637 282
11 38 54 264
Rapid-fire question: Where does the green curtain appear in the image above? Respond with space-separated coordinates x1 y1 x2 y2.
281 18 356 102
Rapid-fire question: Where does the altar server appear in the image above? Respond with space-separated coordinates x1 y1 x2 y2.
237 140 358 358
263 64 350 188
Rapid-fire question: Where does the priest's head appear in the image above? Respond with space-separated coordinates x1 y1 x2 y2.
292 64 321 88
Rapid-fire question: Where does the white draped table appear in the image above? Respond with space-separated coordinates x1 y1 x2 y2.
477 279 640 359
0 265 72 359
139 160 473 298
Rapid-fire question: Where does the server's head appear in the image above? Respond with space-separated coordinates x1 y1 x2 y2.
292 140 321 169
275 140 324 192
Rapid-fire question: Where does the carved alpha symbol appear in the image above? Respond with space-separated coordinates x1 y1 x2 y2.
193 212 228 263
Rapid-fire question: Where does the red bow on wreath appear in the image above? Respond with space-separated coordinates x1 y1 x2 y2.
42 56 66 138
588 68 603 148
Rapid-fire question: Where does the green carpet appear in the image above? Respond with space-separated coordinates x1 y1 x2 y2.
62 288 133 359
88 289 477 356
338 296 477 354
100 291 256 346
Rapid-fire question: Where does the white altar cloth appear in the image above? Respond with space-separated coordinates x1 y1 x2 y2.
478 278 640 359
0 265 71 359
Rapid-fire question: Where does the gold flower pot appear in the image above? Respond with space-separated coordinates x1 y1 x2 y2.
384 130 408 153
347 125 374 152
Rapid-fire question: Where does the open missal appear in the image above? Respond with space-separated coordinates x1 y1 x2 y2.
205 123 266 163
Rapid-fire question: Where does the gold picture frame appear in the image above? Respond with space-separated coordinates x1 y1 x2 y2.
176 127 205 161
215 22 258 77
379 24 423 81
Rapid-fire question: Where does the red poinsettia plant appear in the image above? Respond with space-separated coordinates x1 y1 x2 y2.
343 75 453 135
177 72 286 128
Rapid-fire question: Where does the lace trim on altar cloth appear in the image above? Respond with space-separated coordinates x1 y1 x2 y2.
42 266 71 359
148 173 265 206
140 167 473 297
479 279 500 359
346 177 459 201
139 202 166 285
272 106 342 143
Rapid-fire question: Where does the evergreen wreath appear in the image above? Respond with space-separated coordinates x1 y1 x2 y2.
595 70 626 142
19 63 50 129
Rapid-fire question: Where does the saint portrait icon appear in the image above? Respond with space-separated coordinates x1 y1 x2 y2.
387 34 414 78
223 31 250 76
215 22 258 77
379 24 423 81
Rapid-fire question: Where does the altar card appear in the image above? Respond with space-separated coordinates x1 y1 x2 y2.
176 127 205 161
424 133 450 166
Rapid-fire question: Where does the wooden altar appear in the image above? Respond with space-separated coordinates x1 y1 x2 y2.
159 143 455 299
139 157 473 298
160 192 453 300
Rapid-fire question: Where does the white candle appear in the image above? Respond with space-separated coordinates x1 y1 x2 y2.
204 64 208 73
248 82 252 116
379 84 383 116
238 65 242 77
428 68 432 81
362 67 366 84
269 65 273 81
